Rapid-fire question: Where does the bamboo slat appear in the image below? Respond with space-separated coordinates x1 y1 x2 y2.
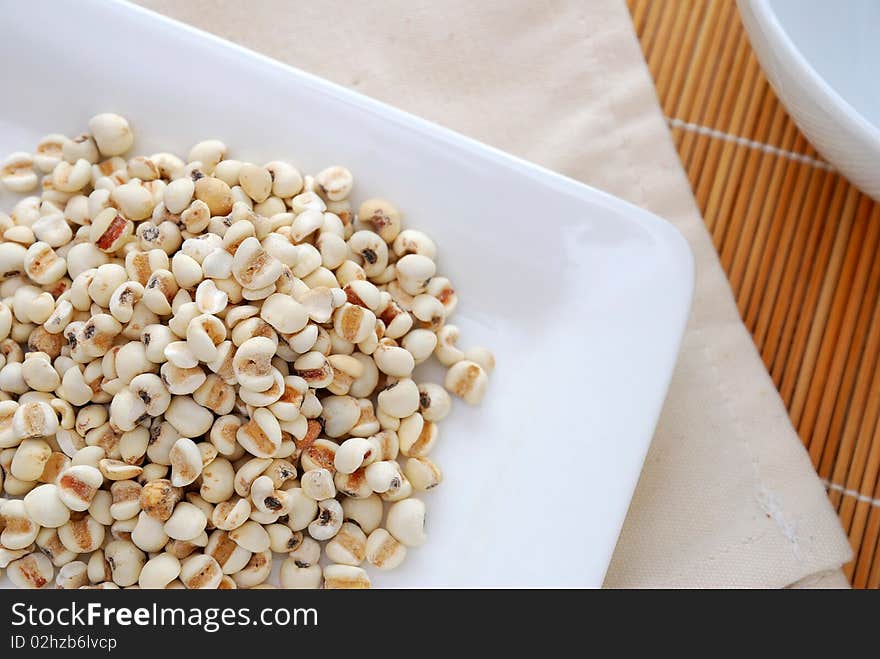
674 1 735 164
628 0 880 586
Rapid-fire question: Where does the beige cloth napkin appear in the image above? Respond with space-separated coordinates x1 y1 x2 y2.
136 0 853 587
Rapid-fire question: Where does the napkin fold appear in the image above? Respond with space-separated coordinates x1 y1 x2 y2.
138 0 853 587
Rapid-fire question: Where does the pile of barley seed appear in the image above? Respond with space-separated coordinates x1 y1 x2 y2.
0 113 493 589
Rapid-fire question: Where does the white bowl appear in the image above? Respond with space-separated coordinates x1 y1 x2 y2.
0 0 692 587
739 0 880 200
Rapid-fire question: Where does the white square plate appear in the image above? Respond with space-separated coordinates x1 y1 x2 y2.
0 0 692 587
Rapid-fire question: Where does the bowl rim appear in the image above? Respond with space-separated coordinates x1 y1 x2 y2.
741 0 880 146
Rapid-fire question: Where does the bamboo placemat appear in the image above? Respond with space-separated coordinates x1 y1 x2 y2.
628 0 880 588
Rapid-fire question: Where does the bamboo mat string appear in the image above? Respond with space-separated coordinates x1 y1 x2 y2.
628 1 880 585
